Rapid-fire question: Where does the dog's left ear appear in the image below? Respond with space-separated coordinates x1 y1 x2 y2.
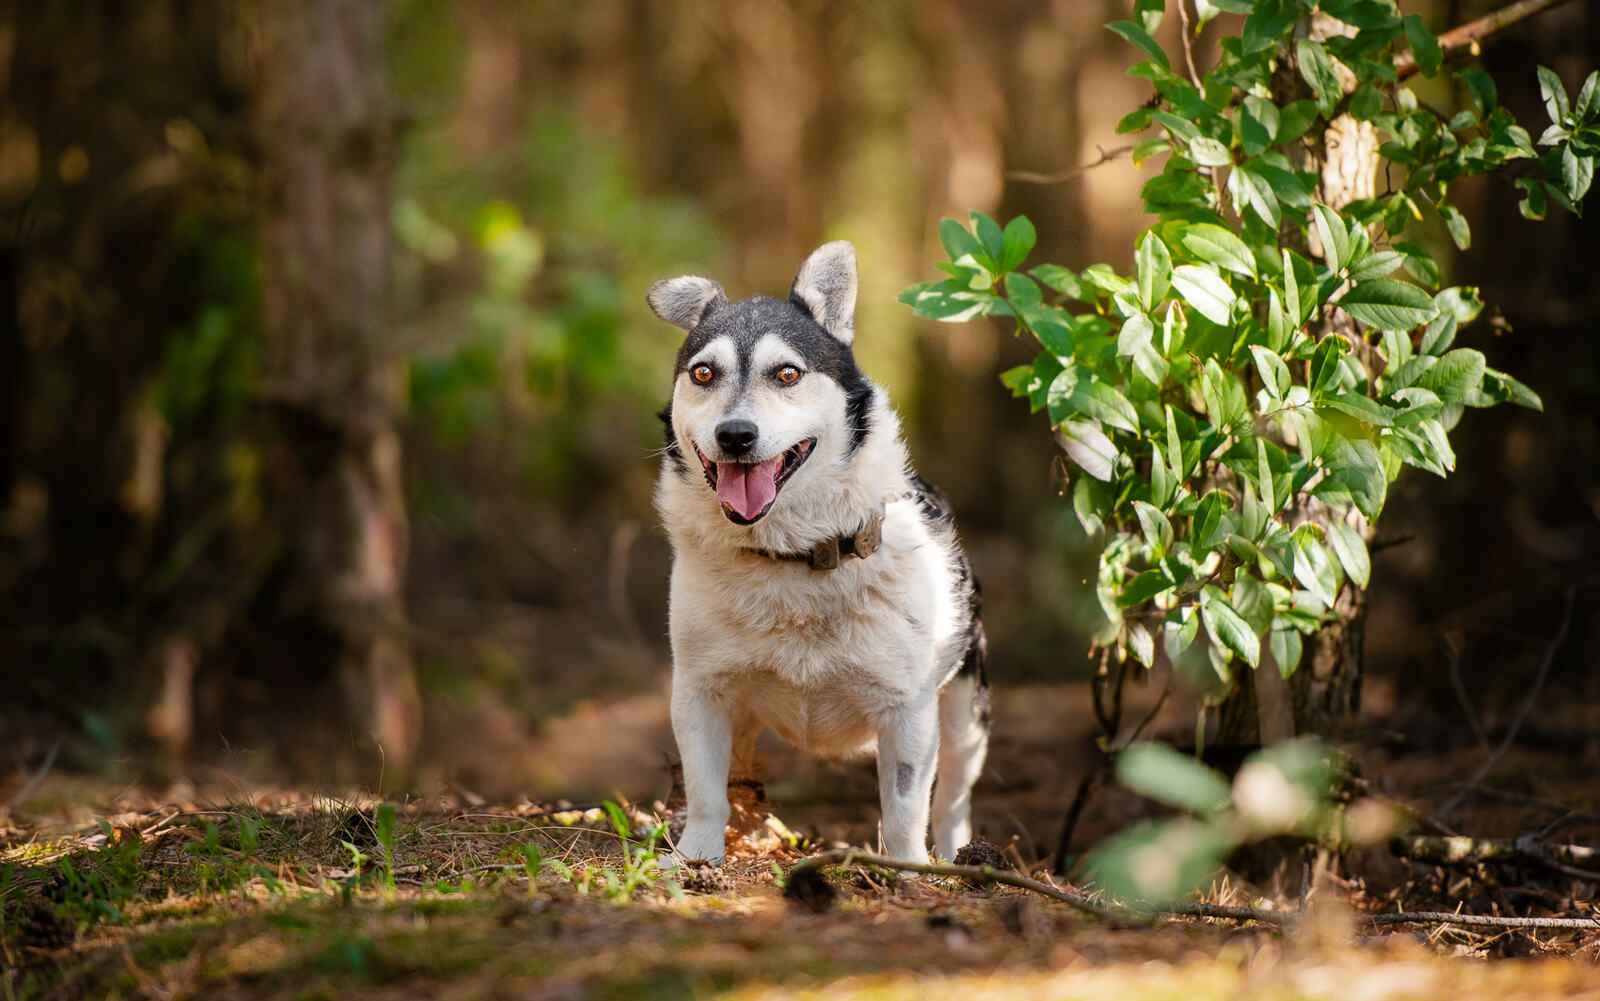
790 241 857 345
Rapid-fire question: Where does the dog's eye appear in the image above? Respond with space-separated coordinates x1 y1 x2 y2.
775 366 802 387
690 364 716 386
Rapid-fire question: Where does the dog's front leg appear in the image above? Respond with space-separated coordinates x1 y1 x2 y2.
669 680 732 865
875 692 939 863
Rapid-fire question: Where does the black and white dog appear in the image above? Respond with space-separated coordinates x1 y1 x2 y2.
648 242 989 865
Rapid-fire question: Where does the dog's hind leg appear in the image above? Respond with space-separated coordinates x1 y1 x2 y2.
932 625 990 861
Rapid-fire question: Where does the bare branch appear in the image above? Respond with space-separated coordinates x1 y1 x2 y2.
1396 0 1581 80
1007 144 1136 185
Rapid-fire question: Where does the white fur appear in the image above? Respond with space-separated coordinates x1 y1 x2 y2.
791 241 858 345
657 375 983 864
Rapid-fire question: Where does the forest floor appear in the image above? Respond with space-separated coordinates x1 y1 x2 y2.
3 680 1599 999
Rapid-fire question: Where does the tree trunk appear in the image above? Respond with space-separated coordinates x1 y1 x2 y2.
1216 13 1378 746
250 0 420 773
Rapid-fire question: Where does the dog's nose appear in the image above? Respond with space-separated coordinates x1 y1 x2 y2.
715 419 759 457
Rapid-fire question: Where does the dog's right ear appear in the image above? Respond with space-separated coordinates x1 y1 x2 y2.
646 276 726 333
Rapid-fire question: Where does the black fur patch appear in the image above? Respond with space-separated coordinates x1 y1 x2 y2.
657 403 687 474
896 761 916 797
910 474 989 726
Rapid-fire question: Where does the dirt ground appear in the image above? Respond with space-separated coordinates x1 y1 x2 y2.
3 678 1598 999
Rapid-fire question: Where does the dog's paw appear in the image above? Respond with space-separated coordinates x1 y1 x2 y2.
663 826 726 869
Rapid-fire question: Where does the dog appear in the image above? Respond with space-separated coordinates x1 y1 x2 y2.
647 241 989 865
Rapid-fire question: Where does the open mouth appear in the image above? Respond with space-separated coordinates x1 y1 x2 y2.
694 438 816 525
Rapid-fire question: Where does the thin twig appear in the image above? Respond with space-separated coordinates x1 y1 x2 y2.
1367 910 1600 930
1440 587 1577 817
1395 0 1580 80
1176 0 1203 90
1007 144 1136 185
785 849 1128 921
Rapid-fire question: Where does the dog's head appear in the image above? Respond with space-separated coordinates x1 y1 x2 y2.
648 241 873 527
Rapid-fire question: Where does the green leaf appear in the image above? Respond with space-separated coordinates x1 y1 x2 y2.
1402 15 1442 77
1256 437 1275 513
1309 336 1347 394
1119 568 1174 608
1438 204 1470 251
1229 164 1282 228
1171 265 1236 325
1201 585 1260 669
1481 368 1544 412
1310 203 1350 272
1281 249 1302 327
1230 571 1273 635
1004 271 1042 307
1032 264 1090 301
1149 441 1174 509
1165 404 1185 482
1321 392 1393 427
1180 223 1256 278
1085 818 1236 907
972 212 1005 263
1297 39 1344 118
1516 177 1549 220
1164 606 1200 661
1269 625 1304 678
1243 0 1300 55
1073 474 1109 535
1189 136 1233 168
1461 68 1498 116
1415 348 1486 403
1576 70 1600 121
1291 528 1339 607
1276 101 1320 145
1133 500 1174 556
1349 84 1382 121
938 218 985 265
1107 19 1170 70
1136 232 1173 310
1240 97 1279 156
1000 216 1037 272
1326 521 1371 589
1250 345 1291 400
1192 490 1230 552
1346 250 1403 283
1118 312 1154 356
1339 279 1436 331
1538 65 1571 125
1117 743 1233 815
1056 420 1118 482
1562 147 1595 202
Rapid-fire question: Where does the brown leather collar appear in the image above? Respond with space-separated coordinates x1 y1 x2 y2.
743 505 885 571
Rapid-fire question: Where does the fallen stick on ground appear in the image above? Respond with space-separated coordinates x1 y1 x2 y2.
784 849 1130 921
1367 910 1600 931
784 850 1600 933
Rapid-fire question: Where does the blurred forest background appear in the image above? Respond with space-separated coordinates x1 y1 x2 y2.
0 0 1595 812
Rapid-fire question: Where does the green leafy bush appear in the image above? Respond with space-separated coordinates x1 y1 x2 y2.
905 0 1594 690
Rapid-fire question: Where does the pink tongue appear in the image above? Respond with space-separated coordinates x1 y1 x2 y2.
716 455 784 520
